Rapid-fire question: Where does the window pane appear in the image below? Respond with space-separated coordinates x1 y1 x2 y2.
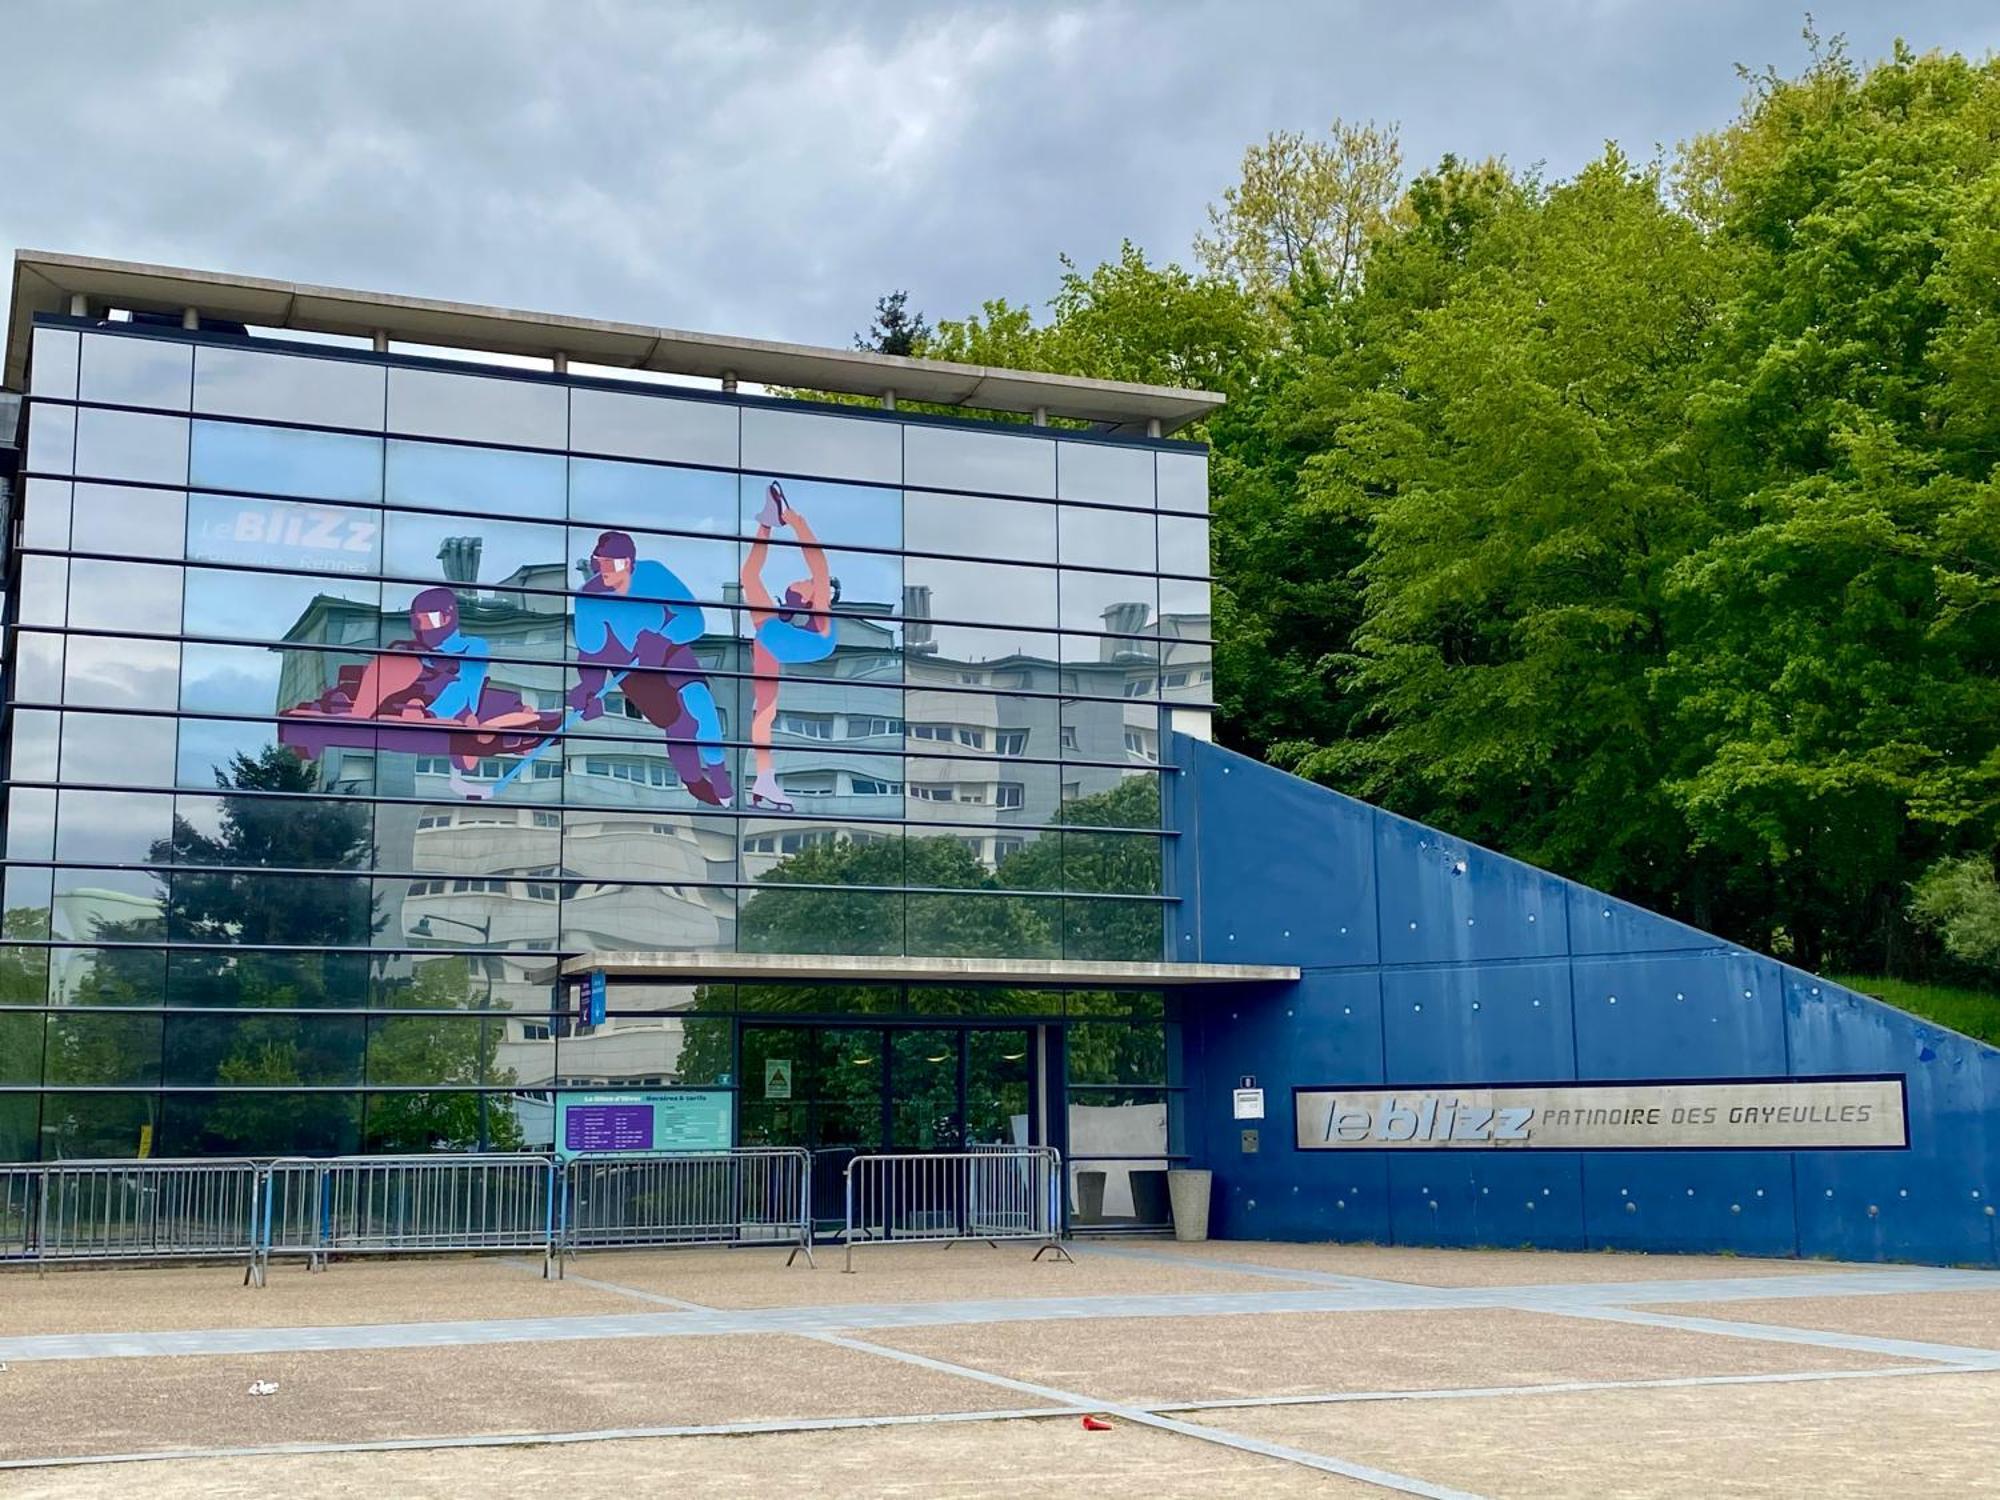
365 1090 541 1153
373 950 557 1014
1158 514 1208 577
906 557 1055 631
13 633 65 702
190 419 384 501
72 483 187 560
16 554 66 626
905 423 1054 498
569 457 736 533
904 491 1054 564
25 401 76 474
55 947 166 1006
181 716 367 793
567 523 739 608
570 387 737 469
20 478 72 549
564 810 737 885
185 566 381 645
907 891 1060 958
44 1012 163 1086
62 635 180 710
161 1090 360 1157
738 886 902 956
74 406 187 484
0 1012 43 1082
1160 638 1215 705
1063 635 1157 701
78 333 192 410
40 1092 159 1160
187 492 382 573
60 711 177 787
1058 441 1153 507
1159 578 1211 641
553 1014 730 1088
740 474 901 550
169 948 370 1009
55 789 174 864
1068 1021 1167 1084
1156 449 1208 514
1060 505 1157 572
68 558 183 634
740 822 902 884
1063 765 1162 825
384 510 565 586
366 1013 525 1086
386 438 565 518
11 709 61 781
560 878 734 952
173 793 376 871
194 344 386 429
7 788 55 863
1061 570 1157 635
1063 898 1165 962
166 870 375 947
387 367 567 449
741 406 900 485
30 326 79 397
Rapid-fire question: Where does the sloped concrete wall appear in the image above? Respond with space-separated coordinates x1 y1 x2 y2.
1169 736 1999 1265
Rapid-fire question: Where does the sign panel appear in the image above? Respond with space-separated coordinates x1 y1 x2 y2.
1233 1087 1265 1120
186 494 379 574
764 1058 794 1100
554 1090 734 1160
1295 1078 1906 1152
588 971 607 1027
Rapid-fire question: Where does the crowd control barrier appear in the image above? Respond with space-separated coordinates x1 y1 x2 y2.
561 1147 814 1267
257 1154 560 1281
842 1146 1071 1271
0 1159 262 1273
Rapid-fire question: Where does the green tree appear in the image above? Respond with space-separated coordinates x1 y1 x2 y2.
1196 118 1404 306
1911 854 2000 970
856 290 931 356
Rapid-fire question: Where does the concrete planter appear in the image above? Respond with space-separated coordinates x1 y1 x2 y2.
1167 1168 1212 1242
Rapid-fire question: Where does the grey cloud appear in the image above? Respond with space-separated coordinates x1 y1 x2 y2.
4 0 1997 350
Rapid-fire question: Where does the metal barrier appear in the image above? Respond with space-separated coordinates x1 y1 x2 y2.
258 1155 558 1280
562 1148 813 1267
0 1159 262 1274
843 1147 1070 1271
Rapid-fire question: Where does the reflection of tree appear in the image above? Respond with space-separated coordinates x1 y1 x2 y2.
994 778 1164 962
0 907 51 1003
738 835 1054 957
69 745 513 1155
363 954 523 1151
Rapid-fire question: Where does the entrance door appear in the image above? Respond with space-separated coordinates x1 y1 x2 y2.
738 1022 1038 1228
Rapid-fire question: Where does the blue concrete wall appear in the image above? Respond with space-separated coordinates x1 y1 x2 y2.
1169 735 2000 1266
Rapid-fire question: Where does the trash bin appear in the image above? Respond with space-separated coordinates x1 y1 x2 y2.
1167 1169 1211 1242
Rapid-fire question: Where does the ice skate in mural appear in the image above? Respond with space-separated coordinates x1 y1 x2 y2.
280 587 564 797
741 481 838 812
569 530 735 808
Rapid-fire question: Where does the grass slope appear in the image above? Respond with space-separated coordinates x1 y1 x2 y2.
1828 974 2000 1049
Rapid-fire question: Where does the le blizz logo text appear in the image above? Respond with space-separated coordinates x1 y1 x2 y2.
1321 1096 1533 1145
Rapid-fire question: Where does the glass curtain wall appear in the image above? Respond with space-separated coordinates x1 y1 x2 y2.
0 321 1210 1161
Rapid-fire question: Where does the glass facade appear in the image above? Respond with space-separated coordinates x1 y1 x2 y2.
1 320 1210 1203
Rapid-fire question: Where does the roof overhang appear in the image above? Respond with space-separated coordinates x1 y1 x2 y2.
561 952 1297 987
5 250 1224 436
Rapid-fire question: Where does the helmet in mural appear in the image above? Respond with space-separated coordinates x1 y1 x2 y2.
408 587 460 649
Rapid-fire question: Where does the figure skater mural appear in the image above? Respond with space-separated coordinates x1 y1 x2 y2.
568 529 735 808
741 481 837 812
280 587 561 797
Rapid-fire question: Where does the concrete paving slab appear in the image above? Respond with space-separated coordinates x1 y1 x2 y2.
1633 1291 2000 1354
863 1306 1909 1404
1145 1240 1841 1288
0 1417 1369 1500
566 1242 1283 1306
0 1259 637 1336
1185 1368 2000 1499
0 1333 1045 1461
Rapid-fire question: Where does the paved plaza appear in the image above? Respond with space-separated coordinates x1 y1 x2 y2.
2 1240 1997 1498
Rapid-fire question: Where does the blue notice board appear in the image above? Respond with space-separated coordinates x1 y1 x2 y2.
555 1090 734 1160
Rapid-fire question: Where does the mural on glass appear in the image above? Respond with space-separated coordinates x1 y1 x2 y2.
741 481 836 811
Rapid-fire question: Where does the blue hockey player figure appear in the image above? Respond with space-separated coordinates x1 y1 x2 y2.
569 531 734 807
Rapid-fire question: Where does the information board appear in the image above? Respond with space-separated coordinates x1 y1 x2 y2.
554 1090 734 1160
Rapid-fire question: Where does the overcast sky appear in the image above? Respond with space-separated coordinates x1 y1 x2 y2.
5 2 1998 350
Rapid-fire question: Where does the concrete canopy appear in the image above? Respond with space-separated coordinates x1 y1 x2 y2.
562 952 1298 987
5 250 1224 436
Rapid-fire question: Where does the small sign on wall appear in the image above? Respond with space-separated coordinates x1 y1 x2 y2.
764 1058 794 1100
1233 1087 1265 1120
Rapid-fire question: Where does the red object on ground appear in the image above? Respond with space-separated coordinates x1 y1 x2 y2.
1081 1415 1113 1431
